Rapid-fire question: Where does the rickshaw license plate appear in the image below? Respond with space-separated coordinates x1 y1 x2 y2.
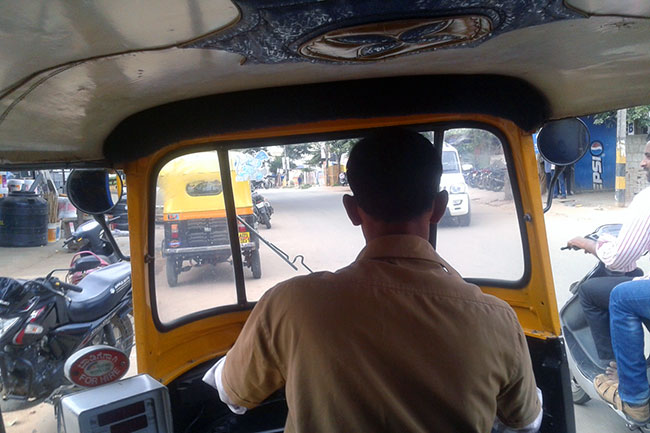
239 232 250 243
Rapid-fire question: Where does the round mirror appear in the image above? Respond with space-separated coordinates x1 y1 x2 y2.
66 169 123 214
537 118 590 166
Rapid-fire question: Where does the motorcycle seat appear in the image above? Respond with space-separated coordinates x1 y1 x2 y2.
67 262 131 322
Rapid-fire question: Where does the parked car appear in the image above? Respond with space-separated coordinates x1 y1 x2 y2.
440 144 470 226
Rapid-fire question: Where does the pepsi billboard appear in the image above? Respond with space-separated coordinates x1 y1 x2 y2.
574 117 615 191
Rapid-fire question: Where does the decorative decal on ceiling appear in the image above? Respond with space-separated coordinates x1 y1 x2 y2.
298 16 491 62
184 0 582 63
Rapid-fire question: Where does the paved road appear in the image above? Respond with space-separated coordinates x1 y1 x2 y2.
1 186 647 432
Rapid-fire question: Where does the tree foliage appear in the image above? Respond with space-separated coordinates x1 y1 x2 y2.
327 139 356 166
285 143 313 160
301 139 357 167
592 105 650 131
242 146 268 156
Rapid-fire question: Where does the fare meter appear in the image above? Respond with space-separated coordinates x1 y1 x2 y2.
59 346 173 433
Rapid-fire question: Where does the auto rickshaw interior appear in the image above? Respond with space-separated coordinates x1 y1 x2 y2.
4 2 650 432
99 77 573 431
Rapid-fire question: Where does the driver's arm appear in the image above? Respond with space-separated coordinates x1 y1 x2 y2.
203 356 247 414
203 290 285 412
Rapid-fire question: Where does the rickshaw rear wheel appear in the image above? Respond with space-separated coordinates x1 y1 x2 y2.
166 257 179 287
251 249 262 279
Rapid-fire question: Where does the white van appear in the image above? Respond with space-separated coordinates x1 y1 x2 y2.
440 143 470 226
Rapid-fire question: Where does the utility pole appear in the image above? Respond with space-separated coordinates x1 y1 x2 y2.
615 109 627 207
322 142 330 186
282 146 289 187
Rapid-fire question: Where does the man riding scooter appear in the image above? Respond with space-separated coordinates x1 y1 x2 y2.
566 139 650 423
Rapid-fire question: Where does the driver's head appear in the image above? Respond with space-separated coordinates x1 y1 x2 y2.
346 128 442 223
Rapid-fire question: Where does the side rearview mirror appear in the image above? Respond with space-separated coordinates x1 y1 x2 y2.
66 169 123 214
537 118 590 166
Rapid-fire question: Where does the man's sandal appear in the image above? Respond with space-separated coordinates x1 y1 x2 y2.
594 374 622 410
594 374 650 424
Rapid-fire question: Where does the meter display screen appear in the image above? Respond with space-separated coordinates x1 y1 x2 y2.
110 414 147 433
99 401 146 426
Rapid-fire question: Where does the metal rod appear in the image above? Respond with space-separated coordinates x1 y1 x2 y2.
217 150 247 305
543 166 564 213
237 216 313 273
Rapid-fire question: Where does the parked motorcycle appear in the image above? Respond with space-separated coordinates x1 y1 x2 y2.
466 169 480 188
62 218 117 263
0 259 133 411
560 224 649 431
477 168 491 189
252 190 274 229
251 176 275 190
487 168 506 191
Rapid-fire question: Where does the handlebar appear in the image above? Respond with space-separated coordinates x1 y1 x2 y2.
51 279 83 293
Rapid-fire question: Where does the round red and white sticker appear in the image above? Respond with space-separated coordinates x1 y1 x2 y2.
64 345 130 387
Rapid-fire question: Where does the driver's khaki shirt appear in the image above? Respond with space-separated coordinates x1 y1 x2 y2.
222 235 540 433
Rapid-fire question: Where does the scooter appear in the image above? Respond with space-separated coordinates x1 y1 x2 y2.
252 190 274 229
62 217 117 263
560 224 649 431
0 258 133 412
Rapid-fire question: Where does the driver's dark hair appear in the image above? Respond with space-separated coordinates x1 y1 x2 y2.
346 127 442 222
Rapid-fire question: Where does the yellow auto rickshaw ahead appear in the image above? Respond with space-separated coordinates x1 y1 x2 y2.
158 152 260 286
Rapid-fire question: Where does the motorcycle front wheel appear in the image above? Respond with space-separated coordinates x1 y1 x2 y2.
0 316 134 413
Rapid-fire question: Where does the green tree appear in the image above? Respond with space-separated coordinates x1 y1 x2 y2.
242 146 268 156
328 139 356 169
443 128 501 168
285 143 313 160
592 105 650 132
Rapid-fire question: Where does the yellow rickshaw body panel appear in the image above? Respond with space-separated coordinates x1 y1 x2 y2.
158 151 253 220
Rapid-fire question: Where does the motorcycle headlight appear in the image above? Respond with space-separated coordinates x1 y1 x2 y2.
449 183 467 194
0 317 21 340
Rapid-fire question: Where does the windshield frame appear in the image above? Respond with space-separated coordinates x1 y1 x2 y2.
147 121 531 332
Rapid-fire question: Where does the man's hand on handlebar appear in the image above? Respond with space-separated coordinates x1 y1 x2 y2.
564 236 597 254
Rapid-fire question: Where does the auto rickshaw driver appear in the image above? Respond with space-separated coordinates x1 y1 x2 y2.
203 128 543 433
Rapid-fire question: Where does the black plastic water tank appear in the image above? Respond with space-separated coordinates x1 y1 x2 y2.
0 191 48 247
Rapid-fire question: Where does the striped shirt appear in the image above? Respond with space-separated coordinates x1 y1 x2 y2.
596 187 650 273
